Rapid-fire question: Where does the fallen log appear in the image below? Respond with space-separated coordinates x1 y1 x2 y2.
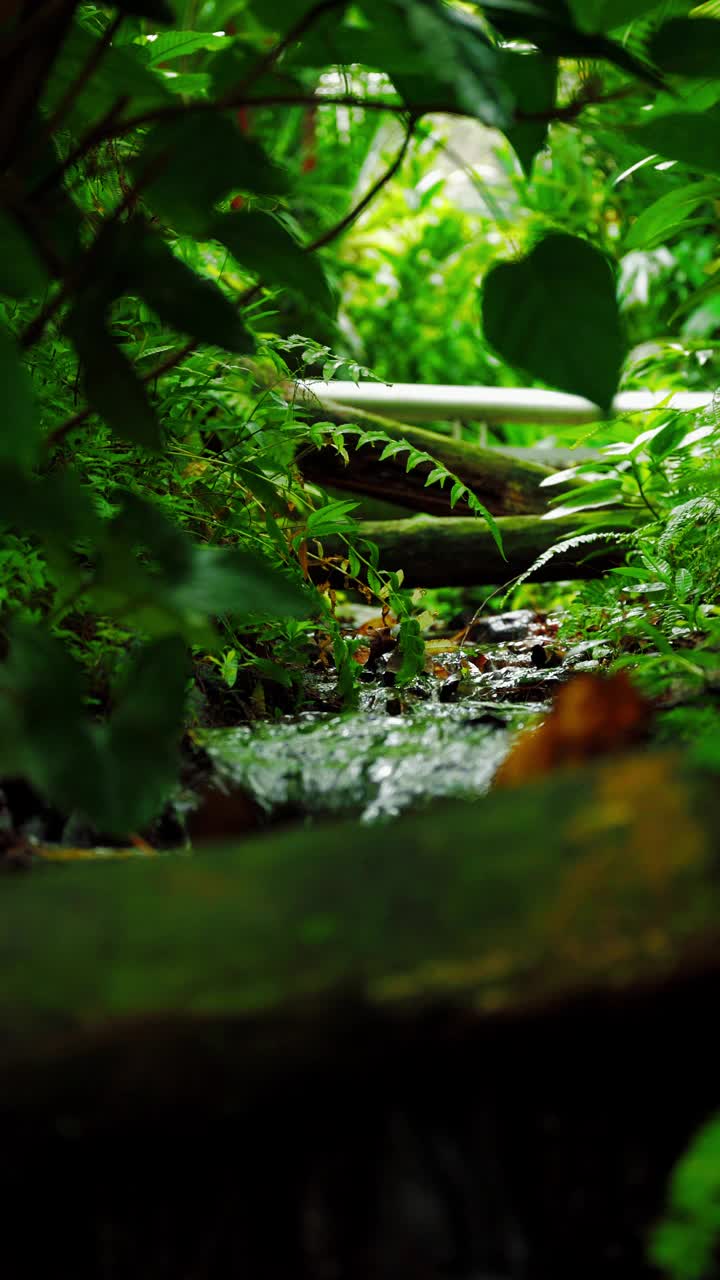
2 752 720 1278
297 396 583 516
322 511 641 586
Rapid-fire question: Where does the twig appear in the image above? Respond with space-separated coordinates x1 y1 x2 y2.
234 0 349 95
307 116 415 252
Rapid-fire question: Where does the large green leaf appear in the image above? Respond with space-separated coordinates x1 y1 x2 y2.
482 233 625 412
632 106 720 176
141 29 233 64
500 50 557 174
0 325 39 468
41 20 171 133
65 309 162 450
135 116 287 236
649 18 720 77
209 211 333 310
134 235 252 352
624 179 718 250
0 213 49 299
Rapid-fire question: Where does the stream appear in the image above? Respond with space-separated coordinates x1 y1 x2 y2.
189 609 594 830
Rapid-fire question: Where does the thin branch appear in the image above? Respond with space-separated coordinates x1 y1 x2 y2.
234 0 350 95
307 116 415 252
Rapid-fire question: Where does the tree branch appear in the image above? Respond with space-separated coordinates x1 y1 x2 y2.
307 116 415 252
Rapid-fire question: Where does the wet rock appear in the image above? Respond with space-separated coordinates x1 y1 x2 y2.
438 676 462 703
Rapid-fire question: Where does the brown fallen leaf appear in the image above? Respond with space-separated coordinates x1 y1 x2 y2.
493 671 652 788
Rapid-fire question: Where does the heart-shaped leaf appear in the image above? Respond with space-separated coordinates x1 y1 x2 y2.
482 233 625 412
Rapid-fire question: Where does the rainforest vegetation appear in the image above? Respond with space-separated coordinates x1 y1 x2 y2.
4 0 720 1276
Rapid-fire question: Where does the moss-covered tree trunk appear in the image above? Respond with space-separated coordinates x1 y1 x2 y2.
322 511 640 585
2 752 720 1278
298 398 583 516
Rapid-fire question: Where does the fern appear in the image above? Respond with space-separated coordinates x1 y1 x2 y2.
506 529 637 599
322 423 505 557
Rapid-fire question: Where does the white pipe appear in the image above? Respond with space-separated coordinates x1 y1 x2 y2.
301 381 714 425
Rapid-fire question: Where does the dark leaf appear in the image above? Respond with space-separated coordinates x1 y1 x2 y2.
358 0 512 128
0 465 99 543
209 211 333 310
135 115 287 236
41 20 171 134
98 636 189 833
168 546 312 619
65 308 162 450
649 18 720 78
482 233 625 412
632 106 720 177
135 234 252 352
474 0 665 86
0 325 39 467
112 0 174 21
0 622 102 817
0 212 49 298
500 50 557 174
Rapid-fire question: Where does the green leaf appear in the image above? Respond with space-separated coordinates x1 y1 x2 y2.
0 325 39 468
134 235 252 352
209 211 333 310
649 18 720 77
135 116 287 236
305 499 360 538
548 477 623 509
142 30 233 64
624 180 718 251
0 212 49 298
500 50 557 174
482 233 625 412
632 106 720 177
65 308 162 450
650 1112 720 1280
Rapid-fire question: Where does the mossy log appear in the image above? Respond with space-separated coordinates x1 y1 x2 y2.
322 511 641 586
2 752 720 1278
298 397 582 516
